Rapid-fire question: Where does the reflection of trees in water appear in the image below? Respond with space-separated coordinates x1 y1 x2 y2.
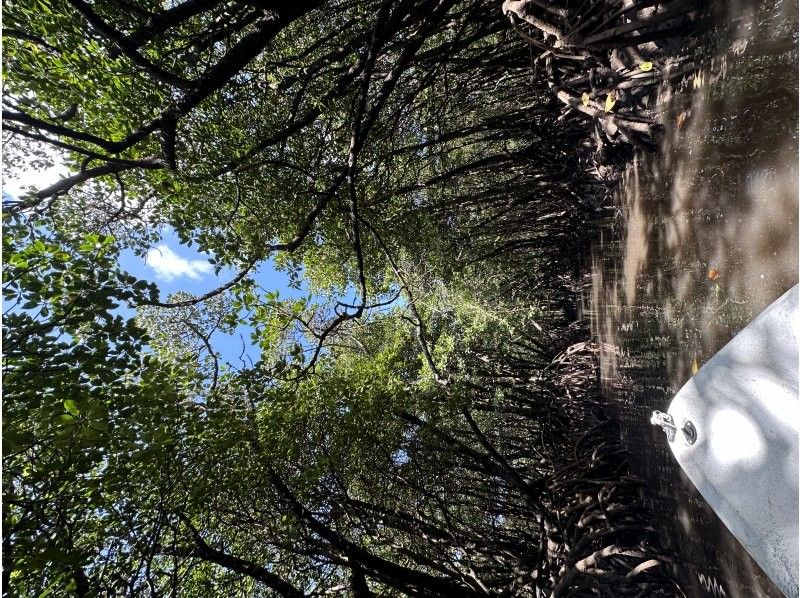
585 2 796 592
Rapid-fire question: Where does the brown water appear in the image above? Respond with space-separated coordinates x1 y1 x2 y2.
584 1 798 596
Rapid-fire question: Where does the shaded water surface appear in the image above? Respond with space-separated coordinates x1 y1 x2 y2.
585 1 798 596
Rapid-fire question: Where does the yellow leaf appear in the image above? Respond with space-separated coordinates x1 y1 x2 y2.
639 61 653 72
691 358 699 374
604 92 616 113
581 92 590 107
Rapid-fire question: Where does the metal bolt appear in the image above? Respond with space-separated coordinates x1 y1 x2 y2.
682 420 697 444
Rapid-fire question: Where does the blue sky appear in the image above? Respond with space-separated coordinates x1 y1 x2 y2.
118 226 301 302
5 159 397 373
118 226 306 369
4 157 310 369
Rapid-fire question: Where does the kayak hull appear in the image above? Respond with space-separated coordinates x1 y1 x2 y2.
660 285 799 598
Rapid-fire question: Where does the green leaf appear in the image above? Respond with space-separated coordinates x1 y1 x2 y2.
9 255 29 269
63 399 80 416
54 414 77 426
89 417 108 432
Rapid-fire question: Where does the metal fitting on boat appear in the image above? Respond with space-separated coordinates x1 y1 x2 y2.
650 410 677 442
681 420 697 444
650 411 697 445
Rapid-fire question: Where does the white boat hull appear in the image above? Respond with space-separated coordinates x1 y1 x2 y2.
653 285 799 598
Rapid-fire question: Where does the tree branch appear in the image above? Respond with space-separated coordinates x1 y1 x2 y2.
173 514 305 598
66 0 193 88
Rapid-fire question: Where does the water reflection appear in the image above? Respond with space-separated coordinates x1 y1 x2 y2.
585 0 798 595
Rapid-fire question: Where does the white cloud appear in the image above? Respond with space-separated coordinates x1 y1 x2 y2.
145 244 213 281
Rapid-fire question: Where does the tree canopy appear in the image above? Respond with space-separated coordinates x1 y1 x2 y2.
3 0 708 595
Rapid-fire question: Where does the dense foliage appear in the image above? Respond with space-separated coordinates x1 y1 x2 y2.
3 0 708 595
